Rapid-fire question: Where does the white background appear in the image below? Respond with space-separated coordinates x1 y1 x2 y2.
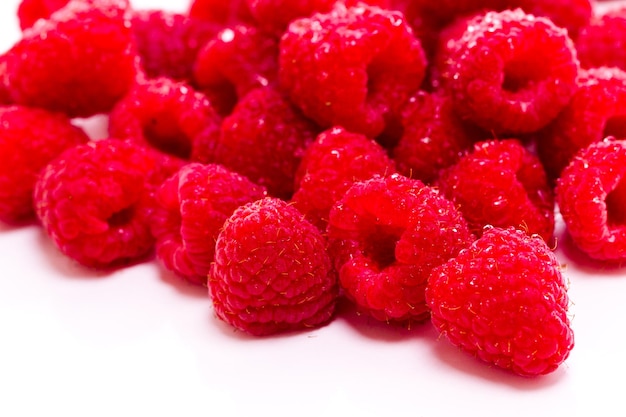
2 1 626 416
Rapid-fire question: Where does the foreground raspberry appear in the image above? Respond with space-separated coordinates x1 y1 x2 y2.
327 174 474 323
444 9 579 134
556 139 626 261
34 139 160 268
576 6 626 70
150 163 267 285
279 3 426 138
209 197 338 336
4 0 137 118
0 106 89 224
426 226 574 377
436 139 555 242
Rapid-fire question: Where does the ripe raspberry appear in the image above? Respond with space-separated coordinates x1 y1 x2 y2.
0 106 89 224
327 174 474 323
0 56 13 106
426 226 574 377
291 127 396 230
436 139 555 243
520 0 592 40
279 3 427 138
109 77 222 164
192 25 279 116
392 91 486 184
245 0 336 36
536 67 626 181
188 0 254 25
207 86 318 199
4 0 137 118
556 139 626 261
150 163 267 285
34 139 161 268
209 197 338 336
131 9 220 82
444 9 579 134
576 6 626 70
17 0 69 30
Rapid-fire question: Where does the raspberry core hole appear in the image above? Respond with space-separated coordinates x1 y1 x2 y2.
603 115 626 139
606 178 626 227
364 225 402 268
502 59 547 93
143 114 192 160
107 206 135 227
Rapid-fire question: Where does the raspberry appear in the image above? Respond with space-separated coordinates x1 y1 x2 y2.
436 139 555 243
108 77 222 164
536 67 626 181
3 0 137 118
279 3 427 138
34 139 161 268
291 126 396 230
188 0 253 25
576 6 626 70
192 24 279 116
444 9 579 134
0 56 13 106
246 0 336 36
17 0 69 30
209 197 338 336
521 0 592 40
326 174 474 323
150 163 267 285
556 139 626 261
426 226 574 377
0 105 89 224
392 91 486 184
131 9 220 82
207 86 318 199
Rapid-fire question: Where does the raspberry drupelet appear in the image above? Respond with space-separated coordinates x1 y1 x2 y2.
279 3 427 139
576 6 626 71
426 226 574 377
209 197 338 336
556 139 626 262
150 163 267 285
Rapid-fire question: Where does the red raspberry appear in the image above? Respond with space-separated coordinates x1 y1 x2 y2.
207 86 318 199
436 139 555 243
150 163 267 285
291 126 396 230
131 9 220 82
209 197 338 336
192 25 279 116
520 0 592 40
426 226 574 377
3 0 137 118
576 6 626 70
109 77 222 164
34 139 161 268
0 106 89 224
444 9 579 134
188 0 254 25
327 174 474 323
0 56 13 106
392 91 486 184
536 67 626 181
279 3 427 139
245 0 336 36
556 139 626 261
17 0 69 30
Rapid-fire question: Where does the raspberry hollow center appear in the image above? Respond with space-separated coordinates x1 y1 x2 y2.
502 57 547 93
363 225 403 268
603 115 626 139
143 114 192 159
107 205 135 228
606 178 626 227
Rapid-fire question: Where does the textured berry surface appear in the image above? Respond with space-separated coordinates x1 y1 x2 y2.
437 139 555 242
426 226 574 377
209 197 338 336
444 9 579 134
17 0 69 30
291 126 396 230
0 105 89 224
150 163 267 285
576 6 626 70
4 0 136 117
188 0 253 25
327 174 474 323
556 139 626 261
279 3 426 138
34 139 162 268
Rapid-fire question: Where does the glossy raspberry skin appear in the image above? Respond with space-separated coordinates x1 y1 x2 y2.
291 126 396 230
536 67 626 181
188 0 254 25
17 0 69 30
576 6 626 70
436 139 555 243
556 139 626 261
34 139 160 268
279 3 427 139
207 86 318 199
426 226 574 377
0 106 89 224
445 9 579 134
4 0 137 118
209 197 338 336
150 163 267 285
327 174 474 323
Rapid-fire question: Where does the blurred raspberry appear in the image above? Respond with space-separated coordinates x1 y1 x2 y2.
245 0 336 36
17 0 70 30
188 0 254 25
576 6 626 70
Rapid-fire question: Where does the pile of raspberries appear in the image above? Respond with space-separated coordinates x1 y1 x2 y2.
2 0 626 377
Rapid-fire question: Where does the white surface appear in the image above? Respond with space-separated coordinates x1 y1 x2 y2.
2 1 626 416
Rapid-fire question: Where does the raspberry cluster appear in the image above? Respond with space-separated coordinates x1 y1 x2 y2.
5 0 626 378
